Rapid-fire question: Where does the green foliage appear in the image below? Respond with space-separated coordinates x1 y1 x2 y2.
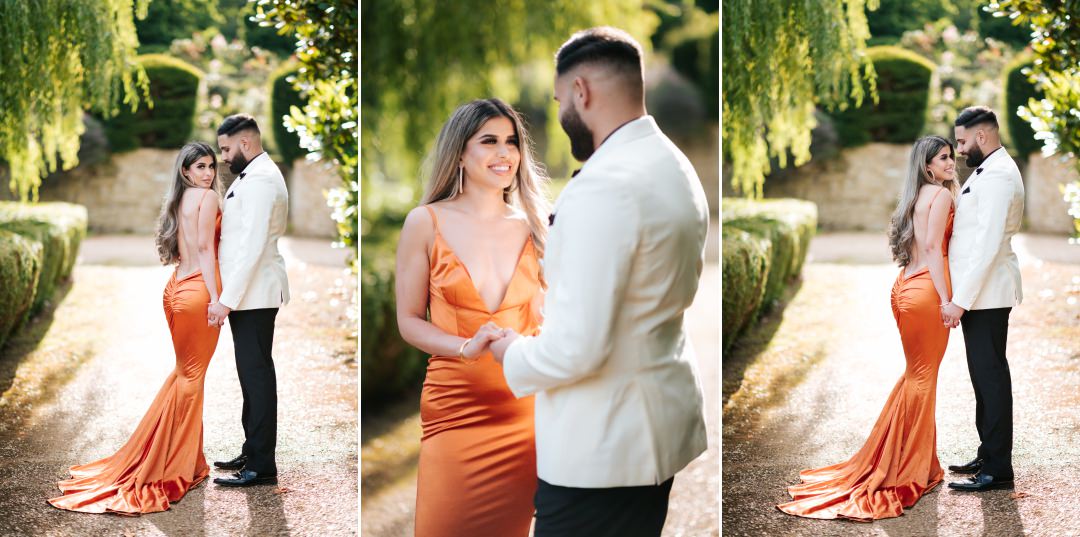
0 201 88 289
899 21 1019 140
721 227 770 355
101 54 203 153
268 65 308 164
360 1 657 223
722 0 878 198
1003 57 1044 157
990 0 1080 240
135 0 224 51
0 221 64 313
830 46 935 147
255 1 358 269
865 0 966 44
721 198 818 353
360 226 427 406
0 230 42 350
649 0 719 119
0 0 149 201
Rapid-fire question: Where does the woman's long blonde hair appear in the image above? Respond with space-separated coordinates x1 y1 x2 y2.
155 142 221 265
888 135 959 267
420 98 552 258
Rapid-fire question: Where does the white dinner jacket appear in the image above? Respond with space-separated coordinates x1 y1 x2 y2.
948 147 1024 310
218 151 291 311
502 116 709 488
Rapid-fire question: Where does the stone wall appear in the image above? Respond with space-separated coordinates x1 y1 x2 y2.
761 142 909 232
289 158 339 238
21 148 338 238
754 143 1077 235
1024 153 1077 234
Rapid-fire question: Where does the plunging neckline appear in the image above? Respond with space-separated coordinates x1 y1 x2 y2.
433 231 533 315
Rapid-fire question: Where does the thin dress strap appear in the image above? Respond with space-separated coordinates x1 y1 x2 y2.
424 205 441 235
925 186 947 228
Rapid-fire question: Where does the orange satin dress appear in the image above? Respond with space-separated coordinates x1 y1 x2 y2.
414 205 539 537
48 213 222 515
778 204 953 521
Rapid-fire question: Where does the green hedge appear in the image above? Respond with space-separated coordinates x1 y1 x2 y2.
1003 57 1044 157
722 198 818 353
830 46 935 147
0 203 88 343
722 227 770 354
0 231 42 350
361 227 427 408
268 65 307 163
102 54 203 152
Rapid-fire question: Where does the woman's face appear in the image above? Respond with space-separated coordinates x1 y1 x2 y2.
185 155 216 189
926 145 955 183
460 116 520 192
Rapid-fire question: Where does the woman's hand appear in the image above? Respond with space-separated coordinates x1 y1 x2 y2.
462 322 507 359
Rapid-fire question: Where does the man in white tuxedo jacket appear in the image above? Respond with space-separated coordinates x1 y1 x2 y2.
490 28 708 537
942 106 1024 492
207 114 290 487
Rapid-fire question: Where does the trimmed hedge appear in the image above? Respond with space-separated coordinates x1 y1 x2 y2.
722 227 770 354
0 203 88 347
830 46 936 147
1003 57 1044 157
722 198 818 353
361 231 427 408
268 65 307 163
0 231 42 350
102 54 203 152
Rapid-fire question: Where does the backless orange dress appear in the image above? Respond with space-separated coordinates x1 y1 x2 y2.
777 202 954 521
414 205 539 537
48 212 222 515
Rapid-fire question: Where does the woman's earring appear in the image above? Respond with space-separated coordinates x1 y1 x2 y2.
457 165 464 195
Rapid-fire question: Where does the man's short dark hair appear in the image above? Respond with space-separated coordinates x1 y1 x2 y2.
218 114 261 137
555 26 643 78
954 106 998 129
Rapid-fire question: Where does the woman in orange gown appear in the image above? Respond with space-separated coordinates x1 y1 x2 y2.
48 142 223 515
778 135 958 521
395 99 551 536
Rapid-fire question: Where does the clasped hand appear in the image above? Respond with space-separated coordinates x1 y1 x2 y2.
940 302 964 329
207 301 230 328
461 322 520 364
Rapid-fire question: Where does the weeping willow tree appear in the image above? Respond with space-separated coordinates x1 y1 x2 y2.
722 0 879 198
361 1 658 228
0 0 149 201
989 0 1080 241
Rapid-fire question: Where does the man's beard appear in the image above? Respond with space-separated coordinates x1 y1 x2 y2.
228 152 249 175
559 105 595 162
964 144 986 168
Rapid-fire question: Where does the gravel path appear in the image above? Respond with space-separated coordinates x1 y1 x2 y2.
0 235 357 536
723 232 1080 536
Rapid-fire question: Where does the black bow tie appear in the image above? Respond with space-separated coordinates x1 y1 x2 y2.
975 168 983 175
238 172 247 179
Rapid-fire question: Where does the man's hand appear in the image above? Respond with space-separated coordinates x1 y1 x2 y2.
941 302 965 329
208 301 232 328
463 322 507 359
490 328 520 365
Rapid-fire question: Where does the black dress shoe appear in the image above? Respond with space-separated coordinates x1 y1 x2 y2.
213 454 248 470
213 469 278 487
947 472 1013 491
947 457 982 474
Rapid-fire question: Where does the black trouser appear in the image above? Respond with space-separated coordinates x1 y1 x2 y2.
534 477 674 537
228 307 279 474
960 307 1013 478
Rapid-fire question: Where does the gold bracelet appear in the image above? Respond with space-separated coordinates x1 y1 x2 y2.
457 337 473 361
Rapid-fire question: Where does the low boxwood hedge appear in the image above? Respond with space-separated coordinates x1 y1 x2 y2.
0 231 43 349
0 202 88 345
722 198 818 353
268 65 307 164
722 227 770 354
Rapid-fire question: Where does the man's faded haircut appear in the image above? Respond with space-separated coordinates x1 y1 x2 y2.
555 26 644 95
